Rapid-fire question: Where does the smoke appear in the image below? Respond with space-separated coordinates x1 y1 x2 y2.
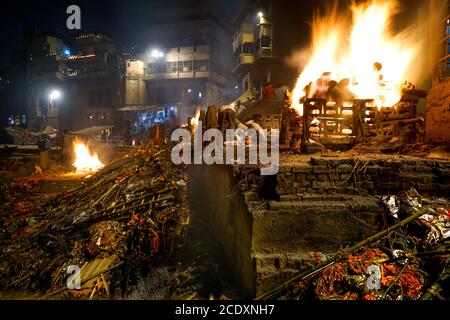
395 0 448 87
285 47 311 73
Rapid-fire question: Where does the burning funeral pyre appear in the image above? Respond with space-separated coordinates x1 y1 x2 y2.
286 0 426 152
291 0 421 115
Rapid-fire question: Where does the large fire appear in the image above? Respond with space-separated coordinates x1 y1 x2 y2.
291 0 420 115
73 140 104 173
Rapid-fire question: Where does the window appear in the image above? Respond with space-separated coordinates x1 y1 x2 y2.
261 36 271 48
194 60 209 72
242 43 255 54
149 63 166 73
166 61 178 73
178 60 192 72
242 43 254 54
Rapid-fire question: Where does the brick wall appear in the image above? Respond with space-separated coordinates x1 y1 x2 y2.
276 156 450 197
187 155 450 297
243 155 450 296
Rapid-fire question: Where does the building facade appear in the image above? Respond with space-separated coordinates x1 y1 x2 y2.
232 0 310 99
63 32 120 130
27 30 121 132
27 31 69 131
0 67 12 127
142 0 234 122
25 1 235 133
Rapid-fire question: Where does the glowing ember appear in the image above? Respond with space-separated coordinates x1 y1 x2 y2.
73 140 104 173
291 0 420 115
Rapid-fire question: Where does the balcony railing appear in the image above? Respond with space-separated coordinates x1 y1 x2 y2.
257 47 273 57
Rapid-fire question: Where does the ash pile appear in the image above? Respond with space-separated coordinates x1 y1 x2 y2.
0 147 189 299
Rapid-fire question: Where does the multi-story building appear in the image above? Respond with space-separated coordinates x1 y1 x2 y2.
26 29 70 131
27 30 121 131
232 0 312 98
62 32 119 130
142 0 234 122
26 0 235 133
118 58 149 110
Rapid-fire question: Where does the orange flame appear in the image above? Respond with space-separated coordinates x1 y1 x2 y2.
190 108 201 131
73 140 104 173
292 0 420 115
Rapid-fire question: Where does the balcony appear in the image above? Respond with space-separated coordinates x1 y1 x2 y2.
233 23 255 53
233 54 255 73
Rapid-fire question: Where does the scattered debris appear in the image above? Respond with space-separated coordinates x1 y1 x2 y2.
258 189 450 300
0 146 189 299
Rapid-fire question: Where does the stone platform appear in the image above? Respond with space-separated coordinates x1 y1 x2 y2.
188 154 450 298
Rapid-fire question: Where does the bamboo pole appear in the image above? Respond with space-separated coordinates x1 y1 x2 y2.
255 208 430 300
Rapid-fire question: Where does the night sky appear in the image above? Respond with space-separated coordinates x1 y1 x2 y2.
0 0 423 67
0 0 241 67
